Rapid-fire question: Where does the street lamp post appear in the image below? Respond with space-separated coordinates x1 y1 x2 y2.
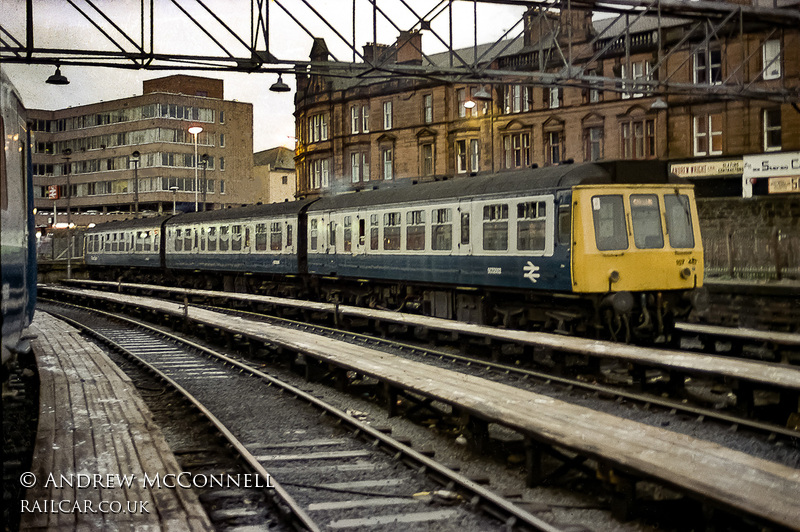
170 186 179 215
62 148 72 279
200 154 209 211
188 126 203 212
131 150 140 217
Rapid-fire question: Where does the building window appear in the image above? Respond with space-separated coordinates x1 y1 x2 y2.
383 101 393 130
763 108 781 152
381 147 393 180
310 158 330 189
620 119 655 160
309 113 329 142
503 85 531 114
281 175 288 185
351 106 360 134
350 151 370 183
362 104 370 132
620 61 651 99
455 139 479 174
503 133 530 169
545 131 562 165
587 69 601 103
693 113 723 156
584 126 604 161
219 111 225 124
693 47 722 85
423 94 433 123
219 133 225 147
762 39 781 80
457 88 467 118
548 87 560 109
420 143 434 176
219 157 225 171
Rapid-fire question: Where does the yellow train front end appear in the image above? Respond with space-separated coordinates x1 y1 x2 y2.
571 184 707 341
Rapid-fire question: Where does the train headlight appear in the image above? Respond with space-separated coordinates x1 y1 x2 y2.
608 270 620 283
680 267 692 280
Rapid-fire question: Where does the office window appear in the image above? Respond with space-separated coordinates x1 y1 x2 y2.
219 133 225 147
457 88 467 118
584 126 604 161
351 106 360 134
423 94 433 123
382 147 393 180
548 87 560 109
362 104 370 132
383 101 393 130
693 113 723 156
421 143 434 176
310 158 330 189
503 133 530 169
620 119 655 160
621 61 651 99
693 47 722 85
763 108 781 152
503 85 530 114
455 139 479 174
309 113 329 142
762 39 781 80
350 151 370 183
545 131 562 165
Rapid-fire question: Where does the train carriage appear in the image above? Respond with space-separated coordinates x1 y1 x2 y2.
84 216 167 269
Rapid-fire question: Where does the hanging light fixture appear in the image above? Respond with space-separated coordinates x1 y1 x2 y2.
472 86 492 101
46 65 69 85
269 74 290 92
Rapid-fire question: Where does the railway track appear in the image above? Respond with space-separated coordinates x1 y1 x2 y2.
40 300 563 532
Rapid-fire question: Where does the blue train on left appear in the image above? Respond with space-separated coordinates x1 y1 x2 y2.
1 70 37 387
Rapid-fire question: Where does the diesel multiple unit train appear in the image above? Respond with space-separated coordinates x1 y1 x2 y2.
85 160 707 342
1 70 37 385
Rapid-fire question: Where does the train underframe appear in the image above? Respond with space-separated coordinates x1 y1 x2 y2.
95 265 702 344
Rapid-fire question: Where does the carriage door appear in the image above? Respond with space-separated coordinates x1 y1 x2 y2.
457 200 473 256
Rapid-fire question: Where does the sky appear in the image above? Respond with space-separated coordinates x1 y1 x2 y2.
2 0 527 152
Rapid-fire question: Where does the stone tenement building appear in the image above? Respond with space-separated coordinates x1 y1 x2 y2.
30 75 254 228
293 2 799 201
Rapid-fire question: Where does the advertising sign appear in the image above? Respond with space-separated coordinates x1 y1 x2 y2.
742 151 800 197
670 159 743 179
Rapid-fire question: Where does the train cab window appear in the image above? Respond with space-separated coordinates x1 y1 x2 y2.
208 227 218 251
383 212 401 250
461 213 470 245
591 195 628 251
664 194 695 248
270 222 282 251
255 224 267 251
184 228 193 252
310 219 319 250
343 216 352 252
517 201 546 251
174 229 182 252
231 225 242 251
630 194 663 249
406 210 425 251
432 208 452 251
369 214 379 250
558 205 571 245
219 226 229 251
483 204 508 251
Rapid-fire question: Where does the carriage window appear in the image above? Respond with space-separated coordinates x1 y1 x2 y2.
199 228 205 251
664 194 694 249
135 232 144 252
558 205 571 245
208 227 217 251
358 219 365 247
270 222 282 251
219 226 229 251
630 194 663 249
483 204 508 251
406 210 425 251
517 201 546 251
153 231 160 252
144 232 152 252
591 195 628 251
329 221 336 248
384 212 401 250
255 224 267 251
343 216 352 252
461 212 470 245
370 214 379 250
173 229 182 252
432 208 452 251
184 228 193 251
310 219 318 250
231 225 242 251
286 224 293 248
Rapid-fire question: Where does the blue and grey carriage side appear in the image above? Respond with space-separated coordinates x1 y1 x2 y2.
162 199 317 275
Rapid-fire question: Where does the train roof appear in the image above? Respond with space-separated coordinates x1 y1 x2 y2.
84 215 171 233
309 160 674 212
165 198 317 226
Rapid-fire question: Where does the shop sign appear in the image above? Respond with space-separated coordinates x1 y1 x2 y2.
768 176 800 194
743 151 800 178
670 159 742 178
